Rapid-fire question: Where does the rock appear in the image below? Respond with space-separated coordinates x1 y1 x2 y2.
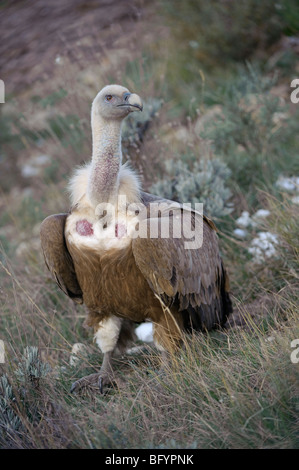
126 345 149 355
21 165 40 178
55 55 63 65
20 154 52 178
233 228 248 238
135 322 153 343
69 343 88 367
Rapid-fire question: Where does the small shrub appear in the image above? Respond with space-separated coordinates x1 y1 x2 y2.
151 157 233 218
15 346 51 384
0 347 51 447
0 375 22 441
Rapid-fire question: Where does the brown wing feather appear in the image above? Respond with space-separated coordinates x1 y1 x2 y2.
140 191 217 232
134 192 232 329
40 214 83 304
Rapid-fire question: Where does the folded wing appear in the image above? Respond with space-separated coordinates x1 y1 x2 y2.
132 193 232 330
40 214 83 304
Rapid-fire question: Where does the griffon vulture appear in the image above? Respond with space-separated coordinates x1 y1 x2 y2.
40 85 232 393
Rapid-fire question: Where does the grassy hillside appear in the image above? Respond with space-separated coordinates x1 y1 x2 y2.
0 0 298 448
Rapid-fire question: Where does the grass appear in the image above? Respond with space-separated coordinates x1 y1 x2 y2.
0 0 298 449
0 278 297 448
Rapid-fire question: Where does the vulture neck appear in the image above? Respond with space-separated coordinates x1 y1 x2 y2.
88 114 123 207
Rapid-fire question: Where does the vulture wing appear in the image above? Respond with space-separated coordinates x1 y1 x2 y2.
132 192 231 330
40 213 83 304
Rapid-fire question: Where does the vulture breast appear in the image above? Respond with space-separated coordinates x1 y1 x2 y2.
65 206 137 252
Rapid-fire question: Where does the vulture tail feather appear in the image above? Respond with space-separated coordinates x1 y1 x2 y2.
180 262 232 333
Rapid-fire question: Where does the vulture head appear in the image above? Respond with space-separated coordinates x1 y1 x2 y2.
92 84 143 121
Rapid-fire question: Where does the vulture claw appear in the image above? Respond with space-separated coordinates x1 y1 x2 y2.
98 377 104 394
70 372 113 395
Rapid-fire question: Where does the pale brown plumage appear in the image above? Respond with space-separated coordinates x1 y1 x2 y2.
40 85 232 393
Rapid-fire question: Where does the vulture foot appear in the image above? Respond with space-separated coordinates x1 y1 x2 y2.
71 351 115 395
70 372 114 395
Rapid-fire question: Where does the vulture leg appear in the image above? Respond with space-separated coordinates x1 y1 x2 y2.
98 351 114 394
70 351 114 394
70 317 137 394
71 315 123 394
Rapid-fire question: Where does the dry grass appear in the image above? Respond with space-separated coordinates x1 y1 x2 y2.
0 0 298 449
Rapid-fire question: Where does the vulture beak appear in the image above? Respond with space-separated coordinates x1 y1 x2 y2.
118 92 143 112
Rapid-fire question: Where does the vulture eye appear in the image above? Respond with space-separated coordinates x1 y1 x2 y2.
105 95 113 102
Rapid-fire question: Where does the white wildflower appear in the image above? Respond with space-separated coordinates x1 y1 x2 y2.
276 175 299 192
252 209 270 220
248 231 279 263
235 211 252 228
